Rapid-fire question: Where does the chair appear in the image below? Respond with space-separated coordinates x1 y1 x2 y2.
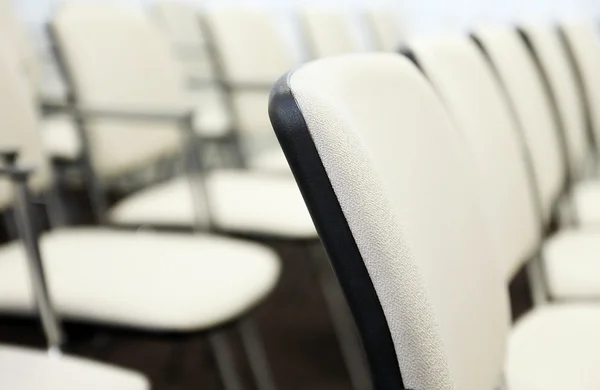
0 38 280 389
0 0 80 162
364 8 405 52
469 27 600 300
0 343 148 389
299 8 362 58
270 51 600 390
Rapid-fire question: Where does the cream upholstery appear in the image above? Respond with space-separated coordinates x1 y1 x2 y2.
520 24 589 180
410 36 541 281
542 229 600 299
300 8 361 58
364 8 404 51
52 3 188 178
0 228 280 330
203 8 295 138
571 181 600 225
560 21 600 146
276 52 600 390
474 27 565 223
108 171 315 238
286 53 510 390
507 304 600 390
40 113 81 161
0 343 148 390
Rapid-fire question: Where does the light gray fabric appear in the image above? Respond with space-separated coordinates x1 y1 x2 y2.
410 36 541 282
289 53 510 390
474 27 564 224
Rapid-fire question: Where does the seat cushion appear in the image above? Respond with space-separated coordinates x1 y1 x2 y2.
0 228 280 330
108 170 317 238
247 147 292 174
507 304 600 390
40 113 82 161
0 343 148 389
542 229 600 299
572 180 600 226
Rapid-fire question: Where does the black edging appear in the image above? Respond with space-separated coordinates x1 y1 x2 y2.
268 73 406 390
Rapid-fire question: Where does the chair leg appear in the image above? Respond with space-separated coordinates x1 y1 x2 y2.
308 243 373 390
208 330 243 390
238 317 276 390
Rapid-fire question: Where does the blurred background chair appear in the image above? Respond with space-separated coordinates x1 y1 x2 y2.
364 7 405 51
299 7 362 59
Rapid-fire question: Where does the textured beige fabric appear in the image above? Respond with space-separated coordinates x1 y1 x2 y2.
364 8 404 52
0 343 148 390
411 36 541 282
520 24 589 180
52 3 187 178
289 53 510 390
560 21 600 147
475 27 564 223
300 8 361 58
0 228 280 330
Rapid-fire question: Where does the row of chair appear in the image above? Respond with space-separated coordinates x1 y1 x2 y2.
0 1 405 388
270 19 600 390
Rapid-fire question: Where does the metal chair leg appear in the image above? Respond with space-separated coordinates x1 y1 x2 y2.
308 243 373 390
208 330 243 390
238 317 276 390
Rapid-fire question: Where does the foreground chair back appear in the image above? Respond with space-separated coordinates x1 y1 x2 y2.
270 53 510 390
300 8 361 58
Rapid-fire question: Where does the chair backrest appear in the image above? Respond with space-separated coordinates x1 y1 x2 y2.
0 0 41 97
520 24 589 181
410 36 541 281
300 8 361 58
364 8 404 51
202 7 295 140
474 27 565 224
270 53 510 390
559 20 600 149
0 41 52 209
51 3 188 179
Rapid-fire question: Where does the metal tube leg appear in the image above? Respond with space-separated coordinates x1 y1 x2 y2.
208 331 243 390
238 318 276 390
308 243 372 390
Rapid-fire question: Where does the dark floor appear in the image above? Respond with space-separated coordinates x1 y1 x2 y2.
0 236 356 390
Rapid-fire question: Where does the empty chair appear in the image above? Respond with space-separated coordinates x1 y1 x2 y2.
201 7 296 173
300 8 362 58
471 27 600 300
364 8 405 51
0 38 280 388
270 52 600 390
0 343 148 389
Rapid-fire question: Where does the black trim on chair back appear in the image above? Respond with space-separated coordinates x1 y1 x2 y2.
268 73 405 390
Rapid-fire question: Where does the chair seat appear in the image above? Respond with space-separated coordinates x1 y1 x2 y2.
40 113 81 161
247 147 292 174
107 170 317 238
0 343 148 390
572 180 600 225
542 229 600 299
0 228 280 331
507 304 600 390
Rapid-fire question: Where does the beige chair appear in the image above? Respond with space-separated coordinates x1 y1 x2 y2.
469 27 600 300
0 343 148 389
0 38 280 389
0 0 79 161
299 8 362 59
364 8 405 51
269 51 600 390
